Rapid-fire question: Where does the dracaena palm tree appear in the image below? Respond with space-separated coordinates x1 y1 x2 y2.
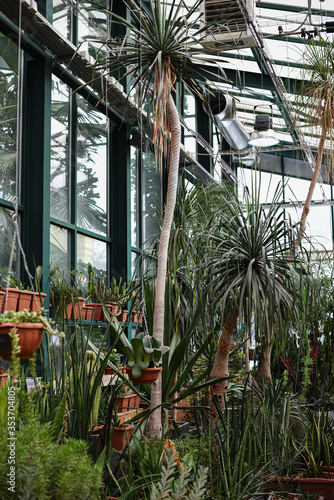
204 182 306 411
296 36 334 236
89 0 230 436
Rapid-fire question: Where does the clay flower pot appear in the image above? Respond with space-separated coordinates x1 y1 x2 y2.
125 366 162 384
115 394 140 413
2 288 20 312
109 425 135 451
91 424 135 452
30 292 47 312
0 322 44 360
264 476 334 500
85 303 103 322
117 310 128 323
17 290 34 311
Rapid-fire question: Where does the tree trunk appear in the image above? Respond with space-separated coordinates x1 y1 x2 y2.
256 326 273 383
209 313 238 422
300 133 326 236
149 95 181 438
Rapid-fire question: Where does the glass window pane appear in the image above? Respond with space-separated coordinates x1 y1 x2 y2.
131 146 138 248
142 150 161 248
238 168 283 204
0 34 18 202
0 208 16 286
50 224 69 273
77 234 107 284
285 177 331 203
53 1 70 39
285 205 333 251
76 96 107 235
51 76 70 222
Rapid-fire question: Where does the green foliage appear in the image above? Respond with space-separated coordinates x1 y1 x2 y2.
149 448 209 500
298 410 334 477
49 263 85 322
86 264 137 308
0 394 103 500
173 436 211 471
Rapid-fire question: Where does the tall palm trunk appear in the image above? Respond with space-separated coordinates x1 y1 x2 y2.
150 95 181 438
256 326 273 383
300 133 326 236
209 312 238 422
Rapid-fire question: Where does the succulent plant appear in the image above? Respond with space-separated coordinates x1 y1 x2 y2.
122 331 170 379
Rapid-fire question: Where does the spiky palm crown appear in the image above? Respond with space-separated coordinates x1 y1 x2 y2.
204 183 306 334
296 36 334 170
90 0 229 169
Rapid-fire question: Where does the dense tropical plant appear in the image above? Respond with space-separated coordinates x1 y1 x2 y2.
0 389 104 500
203 180 307 410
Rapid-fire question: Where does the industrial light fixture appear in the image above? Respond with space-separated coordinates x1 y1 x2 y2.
248 111 279 148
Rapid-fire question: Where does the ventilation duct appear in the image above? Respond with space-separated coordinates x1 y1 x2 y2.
204 93 255 167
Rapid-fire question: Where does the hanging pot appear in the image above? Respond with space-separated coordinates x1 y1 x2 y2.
124 366 162 384
17 290 34 311
0 322 44 360
30 292 47 312
2 288 20 312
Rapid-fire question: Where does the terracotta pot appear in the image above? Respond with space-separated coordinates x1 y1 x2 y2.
84 305 94 320
2 288 20 312
0 291 5 313
104 366 127 375
320 466 334 479
0 368 9 388
70 297 86 320
117 310 128 323
264 476 334 500
0 322 44 360
86 303 103 322
17 290 34 311
106 302 119 315
115 394 140 413
30 292 47 312
125 366 162 384
101 302 121 322
91 424 135 452
110 425 135 451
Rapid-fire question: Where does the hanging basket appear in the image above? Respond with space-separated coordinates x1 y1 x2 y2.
124 366 162 384
0 322 44 360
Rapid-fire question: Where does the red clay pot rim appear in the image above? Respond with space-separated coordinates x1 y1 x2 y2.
0 322 44 329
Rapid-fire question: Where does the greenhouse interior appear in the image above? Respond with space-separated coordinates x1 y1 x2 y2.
1 0 334 498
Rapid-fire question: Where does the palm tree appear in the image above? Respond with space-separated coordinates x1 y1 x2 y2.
296 36 334 236
88 0 231 436
204 182 306 409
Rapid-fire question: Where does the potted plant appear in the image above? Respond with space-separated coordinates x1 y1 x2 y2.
114 382 140 413
1 266 47 313
122 331 169 384
86 266 137 323
0 308 64 360
104 348 124 375
49 263 85 320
